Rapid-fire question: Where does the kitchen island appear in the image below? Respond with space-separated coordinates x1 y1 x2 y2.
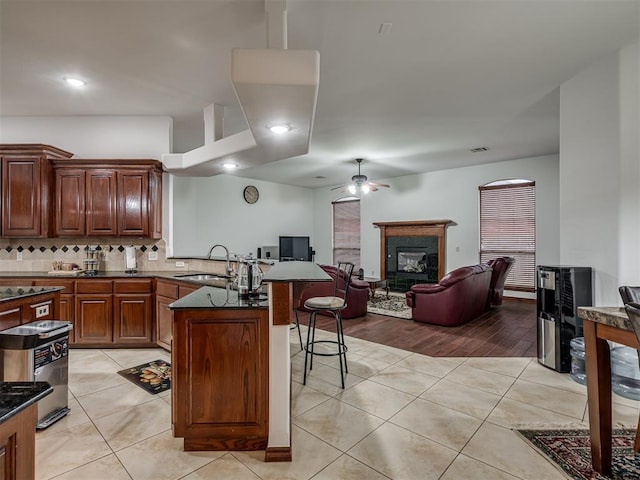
169 284 270 452
0 382 53 480
0 286 62 330
168 262 331 461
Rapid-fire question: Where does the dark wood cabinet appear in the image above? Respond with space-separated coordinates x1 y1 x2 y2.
155 280 199 352
55 168 86 236
53 160 162 238
0 144 73 238
0 403 37 480
172 307 269 451
74 279 113 344
113 279 153 344
86 169 117 236
0 308 22 331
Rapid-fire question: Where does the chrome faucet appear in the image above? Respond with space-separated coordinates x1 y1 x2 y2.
207 244 234 277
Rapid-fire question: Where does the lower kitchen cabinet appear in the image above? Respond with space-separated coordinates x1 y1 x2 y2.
32 278 75 343
0 403 37 480
155 280 199 352
75 294 113 344
114 294 152 343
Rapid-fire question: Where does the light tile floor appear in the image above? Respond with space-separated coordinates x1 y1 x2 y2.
36 327 640 480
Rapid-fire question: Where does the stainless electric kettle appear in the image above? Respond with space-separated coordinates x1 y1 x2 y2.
236 254 263 296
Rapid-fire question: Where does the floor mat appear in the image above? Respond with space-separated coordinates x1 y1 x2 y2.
117 359 171 395
516 427 639 480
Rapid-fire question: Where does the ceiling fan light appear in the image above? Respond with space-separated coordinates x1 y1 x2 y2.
362 184 370 194
348 184 357 195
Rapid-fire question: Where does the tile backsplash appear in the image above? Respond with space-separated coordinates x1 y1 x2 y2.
0 237 173 272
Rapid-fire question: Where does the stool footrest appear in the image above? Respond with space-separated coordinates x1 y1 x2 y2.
306 339 348 356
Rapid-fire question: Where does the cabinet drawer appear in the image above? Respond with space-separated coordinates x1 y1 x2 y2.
178 284 198 298
33 278 75 294
156 280 179 299
76 280 113 294
114 279 153 294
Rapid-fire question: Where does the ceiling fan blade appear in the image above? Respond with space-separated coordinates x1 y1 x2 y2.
369 182 390 188
369 185 379 192
330 184 347 191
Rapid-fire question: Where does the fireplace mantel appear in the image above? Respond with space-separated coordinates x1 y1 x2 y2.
373 220 452 288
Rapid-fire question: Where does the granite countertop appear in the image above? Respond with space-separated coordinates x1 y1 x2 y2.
578 306 630 330
0 382 53 423
168 285 268 310
262 261 331 282
0 286 64 303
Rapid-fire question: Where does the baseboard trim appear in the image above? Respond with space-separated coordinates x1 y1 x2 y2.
264 446 292 462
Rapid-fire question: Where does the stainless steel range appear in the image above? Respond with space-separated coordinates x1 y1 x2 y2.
0 320 73 429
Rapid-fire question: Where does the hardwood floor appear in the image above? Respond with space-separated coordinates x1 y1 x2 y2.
302 299 537 358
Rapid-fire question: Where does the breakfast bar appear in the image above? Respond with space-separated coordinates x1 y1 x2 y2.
168 262 331 461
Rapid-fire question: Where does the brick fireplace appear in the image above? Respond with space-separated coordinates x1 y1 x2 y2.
373 220 452 292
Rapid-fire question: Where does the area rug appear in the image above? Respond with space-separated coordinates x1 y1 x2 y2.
367 292 412 319
117 359 171 395
517 427 639 480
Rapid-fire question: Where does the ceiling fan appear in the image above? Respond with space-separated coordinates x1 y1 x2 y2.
331 158 390 194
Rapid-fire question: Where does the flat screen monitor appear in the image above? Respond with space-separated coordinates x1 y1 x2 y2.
279 236 311 262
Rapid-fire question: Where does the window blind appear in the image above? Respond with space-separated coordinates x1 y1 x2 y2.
333 199 360 268
479 182 536 292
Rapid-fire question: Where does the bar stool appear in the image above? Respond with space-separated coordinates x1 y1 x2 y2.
303 262 354 389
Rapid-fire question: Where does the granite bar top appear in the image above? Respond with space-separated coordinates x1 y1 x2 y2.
262 261 331 282
0 286 64 303
168 285 268 310
578 306 631 331
0 382 53 424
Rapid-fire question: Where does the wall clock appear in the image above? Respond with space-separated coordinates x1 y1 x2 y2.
243 185 259 204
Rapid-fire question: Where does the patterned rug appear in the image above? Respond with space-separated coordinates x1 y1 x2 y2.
517 428 640 479
117 359 171 395
367 292 412 319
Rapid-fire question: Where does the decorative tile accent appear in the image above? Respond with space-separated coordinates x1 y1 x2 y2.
51 246 57 252
39 246 46 252
62 246 68 252
28 246 35 252
17 246 23 252
73 246 79 253
118 246 124 252
140 246 147 252
5 247 11 253
151 245 158 252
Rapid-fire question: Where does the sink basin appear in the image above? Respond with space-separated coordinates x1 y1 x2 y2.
173 273 231 281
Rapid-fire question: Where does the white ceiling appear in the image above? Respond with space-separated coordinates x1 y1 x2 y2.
1 0 638 188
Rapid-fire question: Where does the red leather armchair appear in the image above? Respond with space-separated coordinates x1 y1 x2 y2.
297 265 369 319
486 257 515 307
405 264 493 326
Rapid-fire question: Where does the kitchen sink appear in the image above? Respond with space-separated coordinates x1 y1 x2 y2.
173 273 231 282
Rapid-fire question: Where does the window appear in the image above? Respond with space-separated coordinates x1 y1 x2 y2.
479 180 536 292
332 198 360 268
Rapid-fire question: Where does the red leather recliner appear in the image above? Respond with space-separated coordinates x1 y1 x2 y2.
405 264 493 326
486 256 515 307
297 265 369 319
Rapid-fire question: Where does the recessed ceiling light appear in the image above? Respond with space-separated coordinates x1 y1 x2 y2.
222 162 238 169
64 77 86 88
267 123 291 134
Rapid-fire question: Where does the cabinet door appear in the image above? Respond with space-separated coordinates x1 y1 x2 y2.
75 295 113 344
55 168 86 236
86 170 117 236
156 295 174 351
0 403 37 480
1 157 42 237
172 309 269 450
113 294 153 344
117 170 149 236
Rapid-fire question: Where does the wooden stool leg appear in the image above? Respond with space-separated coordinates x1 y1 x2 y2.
634 415 640 453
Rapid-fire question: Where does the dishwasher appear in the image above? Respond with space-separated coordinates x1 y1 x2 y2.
0 320 73 429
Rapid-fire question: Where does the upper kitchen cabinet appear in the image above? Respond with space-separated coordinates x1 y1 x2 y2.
53 159 163 238
0 144 73 238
